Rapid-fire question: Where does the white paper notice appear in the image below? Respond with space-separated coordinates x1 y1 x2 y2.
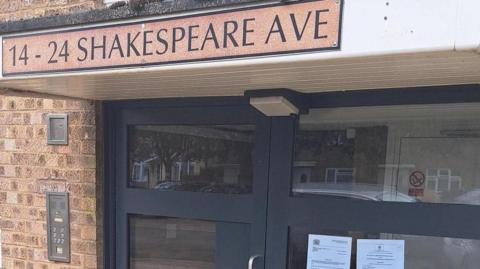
306 234 352 269
357 240 405 269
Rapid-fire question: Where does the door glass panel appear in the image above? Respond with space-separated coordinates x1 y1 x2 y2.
128 125 255 193
293 103 480 205
289 227 480 269
130 216 250 269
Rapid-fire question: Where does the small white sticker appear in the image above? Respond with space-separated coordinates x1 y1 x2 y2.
306 234 352 269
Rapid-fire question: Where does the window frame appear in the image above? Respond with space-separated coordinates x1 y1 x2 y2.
264 84 480 269
103 96 272 269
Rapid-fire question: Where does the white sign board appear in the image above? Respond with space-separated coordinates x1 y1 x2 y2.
307 234 352 269
357 240 405 269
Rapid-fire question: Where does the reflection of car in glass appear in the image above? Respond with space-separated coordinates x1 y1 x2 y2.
154 181 251 194
154 181 207 192
199 184 250 194
292 183 480 268
154 181 181 191
451 189 480 205
292 183 418 202
443 237 480 268
442 189 480 268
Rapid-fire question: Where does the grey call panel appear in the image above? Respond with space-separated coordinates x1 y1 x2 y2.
47 192 71 262
47 114 68 145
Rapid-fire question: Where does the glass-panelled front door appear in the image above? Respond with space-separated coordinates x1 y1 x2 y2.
109 94 480 269
111 102 270 269
265 102 480 269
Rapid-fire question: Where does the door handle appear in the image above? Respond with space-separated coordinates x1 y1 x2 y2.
248 254 262 269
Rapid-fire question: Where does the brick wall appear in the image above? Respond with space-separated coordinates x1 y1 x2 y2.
0 0 105 268
0 91 101 269
0 0 104 22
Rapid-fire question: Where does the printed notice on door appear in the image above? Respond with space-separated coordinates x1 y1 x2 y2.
306 234 352 269
357 240 405 269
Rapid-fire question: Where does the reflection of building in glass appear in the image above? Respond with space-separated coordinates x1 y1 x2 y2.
128 125 255 193
426 168 462 193
295 105 480 204
398 138 480 203
325 168 355 183
292 161 316 184
132 157 202 186
294 127 387 185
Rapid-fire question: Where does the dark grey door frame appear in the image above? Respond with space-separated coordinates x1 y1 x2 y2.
263 85 480 269
103 85 480 269
104 97 271 269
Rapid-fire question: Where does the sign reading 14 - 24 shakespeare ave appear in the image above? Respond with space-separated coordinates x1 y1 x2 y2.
2 0 342 76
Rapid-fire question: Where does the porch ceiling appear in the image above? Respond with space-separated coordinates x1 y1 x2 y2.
0 50 479 100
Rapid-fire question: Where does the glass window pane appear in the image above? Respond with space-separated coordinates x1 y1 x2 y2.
130 216 215 269
130 216 251 269
128 125 255 194
289 227 480 269
293 103 480 205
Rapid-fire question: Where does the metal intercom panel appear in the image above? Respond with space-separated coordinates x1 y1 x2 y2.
47 192 71 262
47 114 68 145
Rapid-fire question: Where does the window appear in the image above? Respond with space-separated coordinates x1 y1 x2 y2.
128 125 255 194
289 227 480 269
293 103 480 205
130 216 216 269
325 168 355 183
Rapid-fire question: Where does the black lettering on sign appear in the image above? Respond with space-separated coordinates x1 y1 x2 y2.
242 18 255 46
49 41 69 63
77 37 88 62
201 23 220 50
265 15 286 44
48 41 58 64
8 44 29 66
143 30 154 56
8 45 16 66
19 45 29 65
59 41 69 62
172 27 185 53
290 11 312 41
127 32 141 57
188 25 200 52
91 36 107 60
1 0 341 76
314 9 329 39
223 21 239 48
109 34 125 58
156 29 169 55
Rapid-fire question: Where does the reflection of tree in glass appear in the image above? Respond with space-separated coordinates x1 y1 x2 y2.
295 130 354 158
129 126 253 188
294 127 387 184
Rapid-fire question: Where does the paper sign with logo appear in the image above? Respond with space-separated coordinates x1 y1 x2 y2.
306 234 352 269
357 239 405 269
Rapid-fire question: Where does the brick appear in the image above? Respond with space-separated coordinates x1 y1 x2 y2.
0 219 15 229
80 225 97 240
0 92 100 269
71 239 96 255
0 4 104 269
84 254 97 267
14 259 26 269
4 139 17 151
25 222 46 235
6 192 18 204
